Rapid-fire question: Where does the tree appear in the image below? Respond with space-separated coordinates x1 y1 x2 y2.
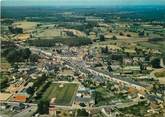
138 31 145 37
107 82 113 90
146 32 149 36
6 49 19 63
22 48 31 60
151 58 161 68
3 48 32 63
105 46 108 53
119 32 124 36
30 54 39 62
95 91 104 105
112 35 117 40
152 82 161 94
126 34 131 37
163 57 165 65
107 60 112 66
0 75 8 90
26 86 34 95
27 37 91 47
12 64 19 72
37 99 49 114
107 65 113 72
139 63 146 72
77 109 89 116
86 22 97 29
33 74 47 89
79 103 86 107
101 46 108 53
8 26 23 34
145 55 150 61
99 35 105 41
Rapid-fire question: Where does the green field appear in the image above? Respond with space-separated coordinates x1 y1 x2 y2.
154 69 165 78
42 83 79 105
138 41 165 54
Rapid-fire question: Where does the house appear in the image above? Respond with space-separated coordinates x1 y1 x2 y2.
128 87 138 94
123 58 133 65
11 94 28 102
49 98 56 117
86 17 104 22
93 76 105 84
123 66 141 73
0 103 8 110
75 87 95 106
6 80 25 93
111 65 121 71
0 93 13 102
15 33 31 41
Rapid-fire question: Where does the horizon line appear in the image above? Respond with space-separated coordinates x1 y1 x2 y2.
2 4 165 7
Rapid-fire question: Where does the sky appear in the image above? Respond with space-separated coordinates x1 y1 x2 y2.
1 0 165 6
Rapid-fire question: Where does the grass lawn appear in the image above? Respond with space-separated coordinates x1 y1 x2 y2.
42 83 79 105
155 70 165 78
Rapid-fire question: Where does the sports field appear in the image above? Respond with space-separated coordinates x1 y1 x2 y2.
42 83 79 105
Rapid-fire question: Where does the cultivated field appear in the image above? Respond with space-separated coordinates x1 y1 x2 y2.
13 21 38 30
0 57 11 71
36 28 62 38
42 83 79 105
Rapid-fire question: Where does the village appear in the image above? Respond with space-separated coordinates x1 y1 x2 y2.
1 5 165 117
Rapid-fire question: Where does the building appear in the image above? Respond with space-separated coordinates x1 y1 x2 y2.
0 93 12 102
6 80 25 93
11 94 28 102
49 98 56 117
15 33 31 41
75 87 95 106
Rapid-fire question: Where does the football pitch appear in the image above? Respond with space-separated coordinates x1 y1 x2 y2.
42 83 79 105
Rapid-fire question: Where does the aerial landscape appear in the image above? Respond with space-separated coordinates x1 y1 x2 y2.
0 0 165 117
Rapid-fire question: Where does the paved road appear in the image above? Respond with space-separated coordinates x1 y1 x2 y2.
63 59 146 90
160 58 165 68
12 106 37 117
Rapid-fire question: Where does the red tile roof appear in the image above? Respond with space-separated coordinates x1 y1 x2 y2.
12 95 27 102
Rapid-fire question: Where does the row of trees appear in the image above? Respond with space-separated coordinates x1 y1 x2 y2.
59 21 98 34
99 35 117 42
0 74 9 90
34 74 50 114
27 37 92 47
